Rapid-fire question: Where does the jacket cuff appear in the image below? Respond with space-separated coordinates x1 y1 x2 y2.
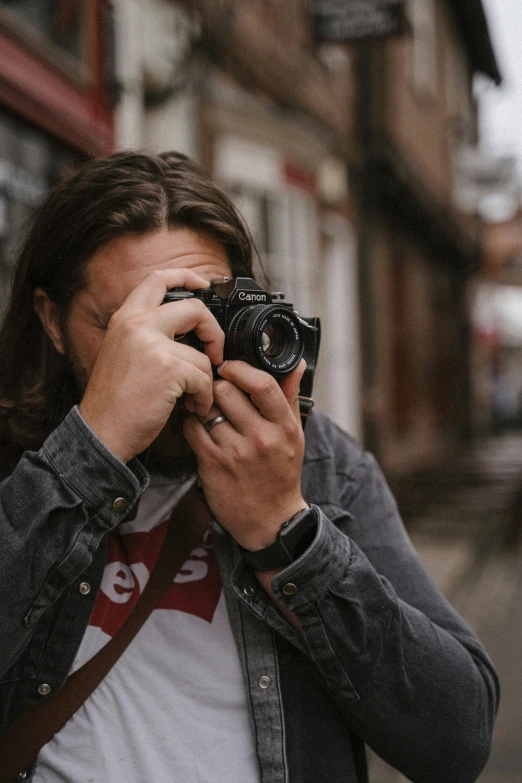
268 504 352 610
42 405 149 528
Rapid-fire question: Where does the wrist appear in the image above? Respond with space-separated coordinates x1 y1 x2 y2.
238 506 318 572
78 404 134 464
235 499 309 552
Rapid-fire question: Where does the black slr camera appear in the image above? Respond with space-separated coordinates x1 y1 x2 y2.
162 278 320 398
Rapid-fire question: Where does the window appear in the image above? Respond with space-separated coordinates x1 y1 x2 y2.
0 0 87 67
0 108 79 321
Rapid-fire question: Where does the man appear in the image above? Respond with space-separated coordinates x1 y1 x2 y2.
0 152 498 783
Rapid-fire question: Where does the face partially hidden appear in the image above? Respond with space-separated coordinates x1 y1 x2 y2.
59 227 232 481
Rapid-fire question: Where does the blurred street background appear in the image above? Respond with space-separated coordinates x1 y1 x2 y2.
0 1 521 780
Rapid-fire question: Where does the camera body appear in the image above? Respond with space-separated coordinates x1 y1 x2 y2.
162 277 320 380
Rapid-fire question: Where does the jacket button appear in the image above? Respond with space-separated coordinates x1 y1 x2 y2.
17 773 27 780
113 497 127 512
282 583 297 596
258 675 271 689
79 582 91 595
243 585 254 597
37 683 51 696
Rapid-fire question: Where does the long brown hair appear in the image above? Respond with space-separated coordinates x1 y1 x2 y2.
0 151 254 471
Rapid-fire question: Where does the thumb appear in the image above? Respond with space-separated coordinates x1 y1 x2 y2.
278 359 307 424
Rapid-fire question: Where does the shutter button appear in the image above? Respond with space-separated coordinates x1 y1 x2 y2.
79 582 91 595
113 497 127 512
258 675 271 689
283 583 297 596
37 683 51 696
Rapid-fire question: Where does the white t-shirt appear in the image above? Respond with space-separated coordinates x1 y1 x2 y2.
34 479 260 783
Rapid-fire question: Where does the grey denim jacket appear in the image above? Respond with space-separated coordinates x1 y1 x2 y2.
0 407 498 783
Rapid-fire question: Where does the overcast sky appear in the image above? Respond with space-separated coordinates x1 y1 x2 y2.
478 0 522 170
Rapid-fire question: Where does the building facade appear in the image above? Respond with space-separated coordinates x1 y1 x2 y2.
0 0 116 318
356 0 500 474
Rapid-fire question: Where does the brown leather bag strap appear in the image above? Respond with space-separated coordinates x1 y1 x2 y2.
0 486 213 783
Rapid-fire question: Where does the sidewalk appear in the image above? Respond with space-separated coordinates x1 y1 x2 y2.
369 433 522 783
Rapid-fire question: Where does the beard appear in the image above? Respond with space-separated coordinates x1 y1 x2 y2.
62 334 198 483
137 405 199 483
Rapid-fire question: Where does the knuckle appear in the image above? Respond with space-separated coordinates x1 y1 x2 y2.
255 376 278 398
253 432 273 457
200 354 213 375
200 373 213 394
284 442 300 462
107 309 124 330
116 315 143 339
213 379 235 400
147 269 166 284
156 351 174 375
189 298 208 316
282 419 299 440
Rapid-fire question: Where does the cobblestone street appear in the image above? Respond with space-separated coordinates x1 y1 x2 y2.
369 434 522 783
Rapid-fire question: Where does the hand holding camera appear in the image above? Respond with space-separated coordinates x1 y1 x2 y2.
169 276 319 548
184 358 309 551
80 268 319 548
79 268 225 465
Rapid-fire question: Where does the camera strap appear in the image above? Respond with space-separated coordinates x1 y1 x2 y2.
0 486 213 783
299 317 321 429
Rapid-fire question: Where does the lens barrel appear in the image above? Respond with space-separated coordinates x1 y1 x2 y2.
227 304 304 375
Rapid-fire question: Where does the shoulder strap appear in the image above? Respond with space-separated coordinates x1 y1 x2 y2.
299 316 321 428
0 486 212 783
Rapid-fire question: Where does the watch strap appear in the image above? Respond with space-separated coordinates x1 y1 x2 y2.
239 507 318 571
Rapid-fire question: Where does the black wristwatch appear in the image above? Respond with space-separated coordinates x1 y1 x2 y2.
239 506 318 571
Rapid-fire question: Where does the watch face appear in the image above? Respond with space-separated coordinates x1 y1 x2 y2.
279 508 317 559
239 508 318 571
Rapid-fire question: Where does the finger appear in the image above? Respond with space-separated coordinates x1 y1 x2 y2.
183 414 221 459
165 357 214 416
216 361 291 424
198 403 240 444
163 339 214 385
278 359 307 424
150 298 225 366
119 268 210 315
212 379 264 435
163 338 214 413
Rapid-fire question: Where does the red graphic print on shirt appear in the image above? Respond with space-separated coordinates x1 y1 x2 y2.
89 522 222 638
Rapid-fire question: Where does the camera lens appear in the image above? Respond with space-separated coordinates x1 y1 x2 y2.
227 305 304 375
261 324 288 359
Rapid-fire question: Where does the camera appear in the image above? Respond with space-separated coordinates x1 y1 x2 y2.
162 277 320 381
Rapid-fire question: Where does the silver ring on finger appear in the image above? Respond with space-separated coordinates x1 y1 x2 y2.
204 414 228 432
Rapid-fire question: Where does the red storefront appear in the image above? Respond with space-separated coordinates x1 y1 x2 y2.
0 0 115 311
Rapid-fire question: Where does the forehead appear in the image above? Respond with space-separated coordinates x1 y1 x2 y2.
84 227 232 312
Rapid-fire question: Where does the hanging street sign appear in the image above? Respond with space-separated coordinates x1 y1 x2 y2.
311 0 405 43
